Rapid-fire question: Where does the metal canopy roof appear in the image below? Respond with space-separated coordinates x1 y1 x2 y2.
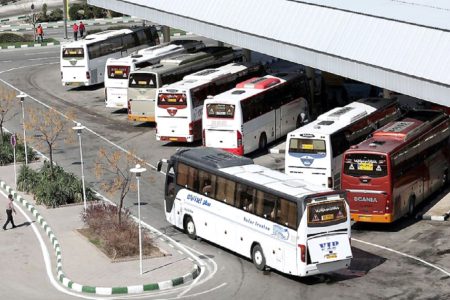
88 0 450 106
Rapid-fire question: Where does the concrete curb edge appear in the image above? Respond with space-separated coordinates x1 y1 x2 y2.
420 213 449 221
0 41 60 49
0 180 200 295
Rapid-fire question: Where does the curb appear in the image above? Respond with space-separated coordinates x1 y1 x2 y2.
0 17 141 31
0 41 60 49
269 147 285 154
0 180 201 295
420 213 449 221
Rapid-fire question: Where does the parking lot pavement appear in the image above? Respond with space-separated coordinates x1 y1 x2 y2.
0 163 200 296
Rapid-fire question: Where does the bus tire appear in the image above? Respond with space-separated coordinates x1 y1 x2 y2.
407 196 415 217
259 133 267 151
184 216 196 239
252 244 266 271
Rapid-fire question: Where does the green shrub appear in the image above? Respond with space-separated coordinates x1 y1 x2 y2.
0 133 36 165
48 8 63 22
0 33 29 43
17 161 97 207
68 3 83 20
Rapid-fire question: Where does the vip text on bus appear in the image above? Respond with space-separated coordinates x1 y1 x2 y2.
60 26 159 87
155 62 265 142
285 98 401 189
104 40 205 109
127 46 242 123
203 73 310 155
157 147 352 277
342 109 449 223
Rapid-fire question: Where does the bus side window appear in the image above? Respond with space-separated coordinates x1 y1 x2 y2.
176 163 189 187
215 176 235 205
199 170 216 198
278 199 298 229
236 184 254 212
262 192 277 220
187 166 199 192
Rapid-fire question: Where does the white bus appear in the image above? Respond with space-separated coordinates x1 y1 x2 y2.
61 26 159 87
155 63 265 142
104 40 205 108
127 46 243 123
203 73 310 155
285 98 401 189
157 147 352 277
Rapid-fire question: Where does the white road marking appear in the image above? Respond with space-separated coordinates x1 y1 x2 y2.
0 191 101 300
0 60 12 63
352 237 450 277
0 62 59 74
27 56 59 61
24 51 57 56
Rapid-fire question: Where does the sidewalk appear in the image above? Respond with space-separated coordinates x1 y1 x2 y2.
0 163 200 296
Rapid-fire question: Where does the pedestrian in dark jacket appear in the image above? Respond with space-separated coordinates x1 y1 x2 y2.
79 21 85 38
73 23 79 41
3 194 16 230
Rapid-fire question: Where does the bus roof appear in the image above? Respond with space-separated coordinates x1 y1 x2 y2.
158 63 251 92
130 47 236 75
346 109 449 155
205 73 299 103
171 147 333 200
289 98 397 136
106 43 184 66
62 28 134 47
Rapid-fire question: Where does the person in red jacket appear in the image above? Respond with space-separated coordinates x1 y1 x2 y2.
72 23 79 41
79 21 85 38
36 24 44 42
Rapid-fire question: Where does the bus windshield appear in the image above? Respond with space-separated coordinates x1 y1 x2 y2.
206 103 235 118
62 48 84 58
307 200 347 227
129 73 157 88
288 138 326 155
107 65 130 79
158 93 187 106
343 153 388 178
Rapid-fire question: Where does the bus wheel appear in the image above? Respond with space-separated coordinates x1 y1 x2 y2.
259 133 267 151
407 196 415 217
184 216 196 239
252 244 266 271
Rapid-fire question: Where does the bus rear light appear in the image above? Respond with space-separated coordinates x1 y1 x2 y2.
237 131 242 147
128 99 132 113
86 71 91 79
298 244 306 263
328 177 333 188
60 72 63 79
189 122 193 135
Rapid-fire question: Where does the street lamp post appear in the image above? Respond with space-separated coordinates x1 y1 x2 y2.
31 4 35 41
130 164 147 275
72 123 87 211
16 93 28 165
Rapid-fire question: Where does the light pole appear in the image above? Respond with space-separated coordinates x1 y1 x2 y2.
72 123 87 211
31 4 35 41
62 0 68 39
16 92 28 165
130 164 146 275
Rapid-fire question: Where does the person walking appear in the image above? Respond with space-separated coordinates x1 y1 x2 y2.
72 23 79 41
79 21 85 39
36 24 44 42
3 194 16 230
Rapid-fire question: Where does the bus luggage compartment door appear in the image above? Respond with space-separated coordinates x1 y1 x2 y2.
307 233 352 264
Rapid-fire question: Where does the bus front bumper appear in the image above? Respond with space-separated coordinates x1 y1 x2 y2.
351 213 394 223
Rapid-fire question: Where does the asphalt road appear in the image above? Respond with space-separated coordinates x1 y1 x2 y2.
0 44 449 300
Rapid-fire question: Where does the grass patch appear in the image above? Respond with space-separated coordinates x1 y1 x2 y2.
170 28 187 35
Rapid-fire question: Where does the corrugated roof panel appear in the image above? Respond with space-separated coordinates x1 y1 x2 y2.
89 0 450 105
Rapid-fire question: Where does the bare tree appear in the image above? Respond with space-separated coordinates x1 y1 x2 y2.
26 107 75 176
0 85 17 141
95 148 147 224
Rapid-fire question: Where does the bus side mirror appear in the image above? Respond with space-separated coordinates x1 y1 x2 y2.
157 159 168 172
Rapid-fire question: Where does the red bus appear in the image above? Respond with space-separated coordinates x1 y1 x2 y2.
341 109 450 223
